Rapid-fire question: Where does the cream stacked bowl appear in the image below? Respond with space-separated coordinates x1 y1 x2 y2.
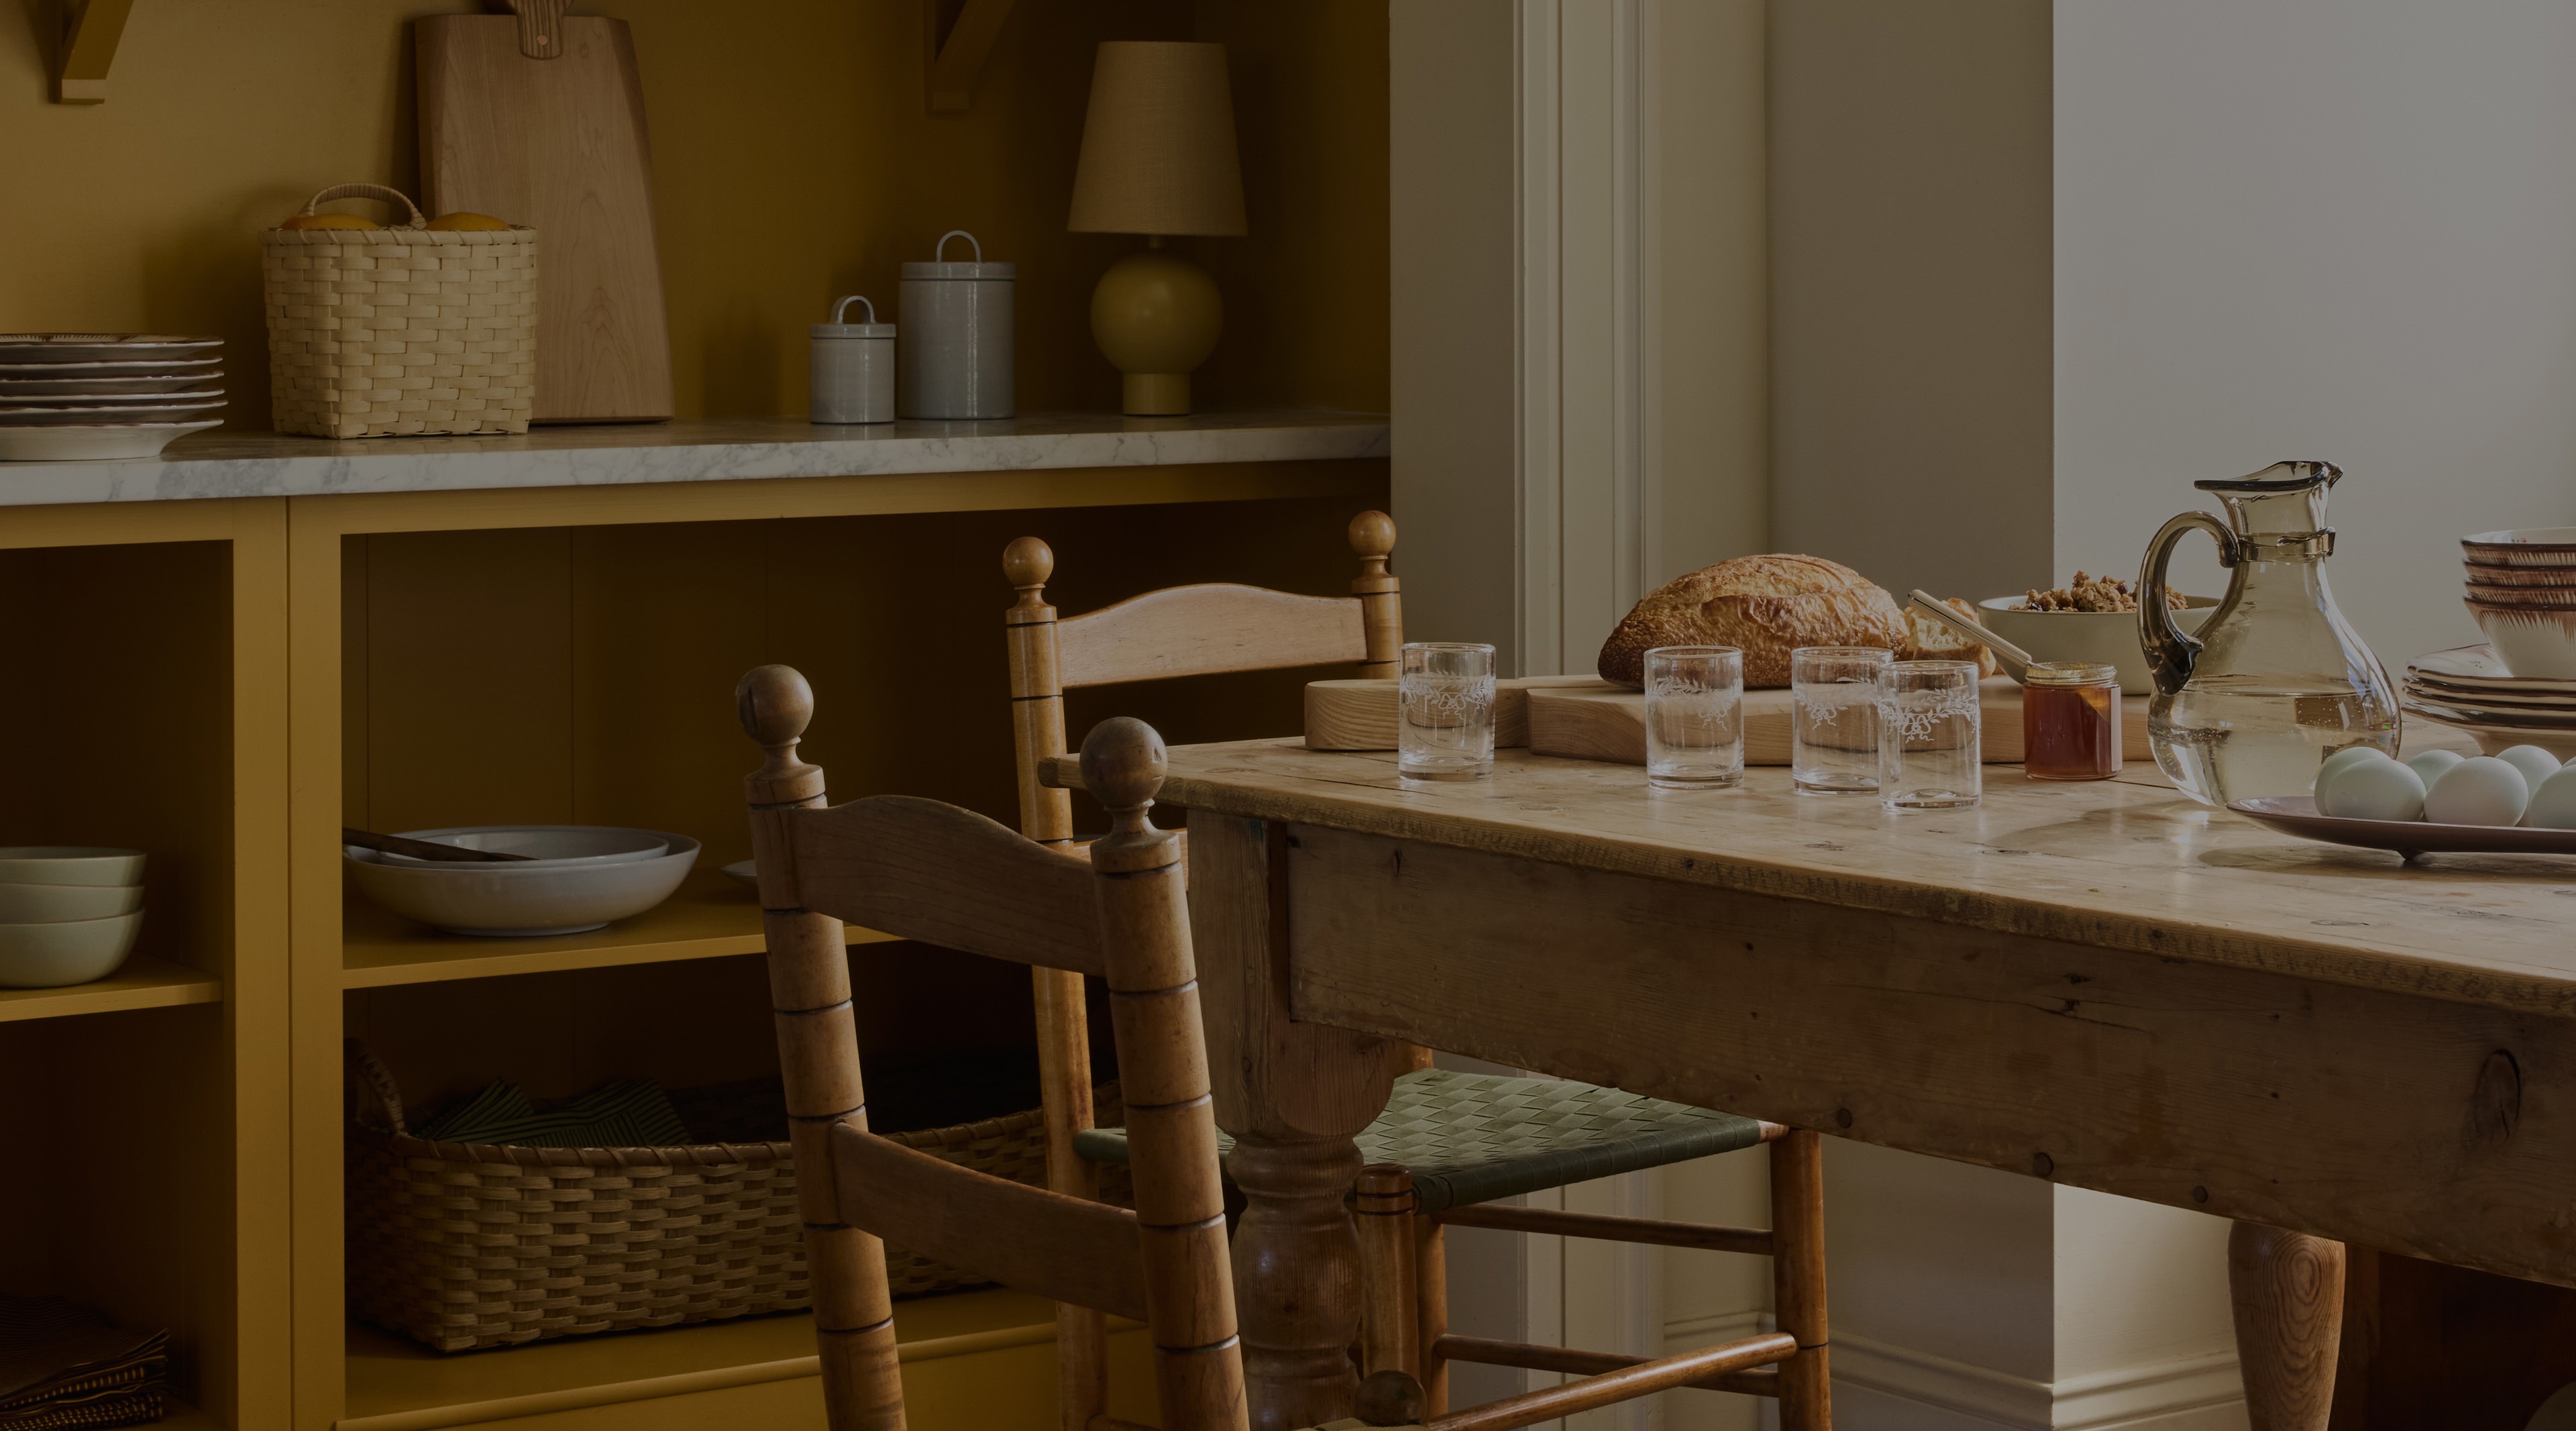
2400 530 2576 759
0 847 146 988
0 334 226 461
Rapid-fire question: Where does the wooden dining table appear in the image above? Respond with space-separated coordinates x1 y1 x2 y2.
1051 737 2576 1430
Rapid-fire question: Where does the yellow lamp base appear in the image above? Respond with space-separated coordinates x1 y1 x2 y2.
1091 249 1222 417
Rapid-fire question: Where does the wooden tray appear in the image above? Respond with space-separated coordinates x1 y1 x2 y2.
1523 678 2153 767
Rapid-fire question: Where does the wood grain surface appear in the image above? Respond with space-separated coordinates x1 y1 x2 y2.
1523 677 2154 765
1058 582 1367 688
418 14 675 423
1050 742 2576 1018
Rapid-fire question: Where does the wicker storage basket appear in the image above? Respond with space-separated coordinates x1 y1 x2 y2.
262 183 536 439
344 1043 1116 1353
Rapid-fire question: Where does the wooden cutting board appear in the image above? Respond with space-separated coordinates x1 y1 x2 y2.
1523 678 2155 766
417 11 674 423
1303 676 1603 751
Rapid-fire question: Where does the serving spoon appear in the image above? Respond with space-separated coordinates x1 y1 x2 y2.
341 827 536 863
1905 590 2039 678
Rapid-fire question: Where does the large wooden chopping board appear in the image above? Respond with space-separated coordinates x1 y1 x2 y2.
1524 678 2155 766
417 13 674 423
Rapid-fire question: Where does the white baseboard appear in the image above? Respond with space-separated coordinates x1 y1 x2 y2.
1663 1314 2245 1430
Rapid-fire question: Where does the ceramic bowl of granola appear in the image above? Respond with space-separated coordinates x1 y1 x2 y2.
1978 576 2219 694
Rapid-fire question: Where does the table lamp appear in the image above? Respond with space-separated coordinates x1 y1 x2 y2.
1067 41 1247 417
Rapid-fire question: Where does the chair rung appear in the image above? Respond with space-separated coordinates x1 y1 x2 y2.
1433 1334 1784 1398
1433 1203 1773 1257
1420 1334 1797 1430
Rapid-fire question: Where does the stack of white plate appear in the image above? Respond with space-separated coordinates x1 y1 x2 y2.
2402 643 2576 760
0 334 225 462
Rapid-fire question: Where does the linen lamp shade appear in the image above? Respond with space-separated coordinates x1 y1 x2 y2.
1068 42 1247 237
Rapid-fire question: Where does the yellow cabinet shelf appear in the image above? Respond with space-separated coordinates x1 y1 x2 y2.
0 955 221 1022
340 870 898 989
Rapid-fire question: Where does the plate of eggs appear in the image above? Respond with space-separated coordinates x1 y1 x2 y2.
2228 743 2576 859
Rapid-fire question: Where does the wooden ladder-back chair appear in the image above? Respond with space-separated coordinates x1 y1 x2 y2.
1003 511 1403 1428
1008 515 1833 1430
739 665 1243 1431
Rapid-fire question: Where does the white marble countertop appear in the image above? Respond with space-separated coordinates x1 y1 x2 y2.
0 411 1390 507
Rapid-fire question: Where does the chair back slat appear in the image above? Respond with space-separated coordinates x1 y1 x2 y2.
1058 582 1367 688
830 1123 1149 1321
783 794 1106 979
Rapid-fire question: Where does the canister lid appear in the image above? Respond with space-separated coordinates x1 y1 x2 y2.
902 229 1014 281
812 295 894 339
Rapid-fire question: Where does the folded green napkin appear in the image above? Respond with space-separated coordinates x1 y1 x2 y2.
415 1074 692 1149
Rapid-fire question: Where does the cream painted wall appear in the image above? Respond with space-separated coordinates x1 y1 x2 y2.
0 0 1386 427
1768 0 2055 604
2053 0 2576 668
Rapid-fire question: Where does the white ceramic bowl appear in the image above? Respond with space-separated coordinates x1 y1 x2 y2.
0 847 147 887
721 859 760 889
0 883 142 923
345 834 699 937
2464 562 2576 588
2465 582 2576 608
377 825 669 869
2464 529 2576 569
1975 596 2220 694
0 420 221 462
0 910 144 988
0 400 223 427
0 372 224 396
2469 602 2576 679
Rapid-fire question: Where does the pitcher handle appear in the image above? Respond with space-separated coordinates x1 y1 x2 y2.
2139 511 2240 697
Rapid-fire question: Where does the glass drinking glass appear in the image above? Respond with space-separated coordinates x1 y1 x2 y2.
1644 646 1744 790
1791 646 1892 794
1876 659 1982 810
1399 642 1497 780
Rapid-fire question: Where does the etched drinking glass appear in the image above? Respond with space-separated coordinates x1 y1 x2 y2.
1791 646 1892 794
1644 646 1744 790
1876 659 1982 810
1399 642 1497 780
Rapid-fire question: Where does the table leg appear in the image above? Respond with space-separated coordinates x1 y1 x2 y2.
2230 1221 2345 1430
1230 1132 1367 1431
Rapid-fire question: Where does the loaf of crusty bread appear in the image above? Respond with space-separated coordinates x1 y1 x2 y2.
1597 555 1909 688
1899 596 2001 679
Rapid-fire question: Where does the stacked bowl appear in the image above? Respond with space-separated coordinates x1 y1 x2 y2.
0 847 147 989
0 334 225 461
345 825 700 937
2401 529 2576 759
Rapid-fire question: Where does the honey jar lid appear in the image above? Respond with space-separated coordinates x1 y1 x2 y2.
2025 661 2118 686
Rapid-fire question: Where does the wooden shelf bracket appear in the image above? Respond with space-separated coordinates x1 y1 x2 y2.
50 0 134 104
925 0 1016 113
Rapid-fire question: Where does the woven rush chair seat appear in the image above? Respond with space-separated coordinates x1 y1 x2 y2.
1074 1068 1765 1212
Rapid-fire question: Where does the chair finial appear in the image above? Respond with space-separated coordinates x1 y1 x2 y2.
1003 535 1055 594
737 665 814 749
1350 510 1395 564
1079 717 1166 827
1355 1369 1426 1427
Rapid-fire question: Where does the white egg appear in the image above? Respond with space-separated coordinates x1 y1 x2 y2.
2530 766 2576 829
2319 757 2425 822
2497 745 2563 794
2316 745 2393 793
2425 756 2531 827
2407 749 2465 786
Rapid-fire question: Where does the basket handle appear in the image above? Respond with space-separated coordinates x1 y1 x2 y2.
344 1039 409 1134
299 183 428 229
933 229 983 264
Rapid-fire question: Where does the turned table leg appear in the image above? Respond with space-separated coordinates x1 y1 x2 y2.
1229 1132 1367 1431
2230 1221 2345 1430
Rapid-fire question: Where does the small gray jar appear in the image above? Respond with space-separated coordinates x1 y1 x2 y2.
810 295 896 424
898 230 1014 420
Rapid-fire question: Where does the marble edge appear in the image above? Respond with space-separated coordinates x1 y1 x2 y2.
0 413 1391 508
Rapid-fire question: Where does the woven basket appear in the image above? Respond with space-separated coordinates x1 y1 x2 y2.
262 183 536 439
344 1043 1118 1353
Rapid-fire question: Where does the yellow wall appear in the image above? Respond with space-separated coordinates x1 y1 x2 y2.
0 0 1388 427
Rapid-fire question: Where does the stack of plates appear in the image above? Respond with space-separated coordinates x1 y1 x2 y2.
0 334 225 462
2402 643 2576 759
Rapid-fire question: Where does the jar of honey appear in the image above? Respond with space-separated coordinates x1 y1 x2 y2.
2023 661 2121 780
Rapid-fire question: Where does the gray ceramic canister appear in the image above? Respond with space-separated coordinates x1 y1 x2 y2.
810 295 897 424
898 230 1015 419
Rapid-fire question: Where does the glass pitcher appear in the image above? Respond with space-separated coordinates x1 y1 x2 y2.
2138 461 2399 806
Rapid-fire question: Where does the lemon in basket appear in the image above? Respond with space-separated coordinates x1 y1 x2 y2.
425 212 513 231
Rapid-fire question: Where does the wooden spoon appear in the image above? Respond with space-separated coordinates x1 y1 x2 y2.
1906 590 2039 676
341 828 536 863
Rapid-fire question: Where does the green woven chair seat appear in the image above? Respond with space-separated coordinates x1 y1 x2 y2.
1071 1068 1764 1213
